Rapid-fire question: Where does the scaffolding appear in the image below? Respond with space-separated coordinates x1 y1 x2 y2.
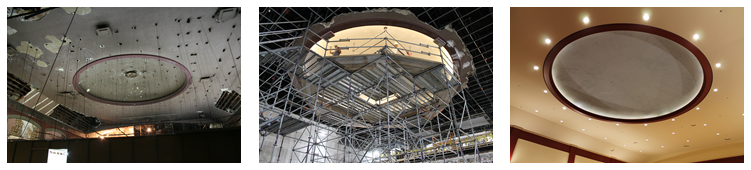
259 16 489 163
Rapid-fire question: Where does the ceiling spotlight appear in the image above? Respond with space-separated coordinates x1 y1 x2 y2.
704 124 707 126
717 133 720 135
588 118 591 120
672 132 675 134
643 14 650 21
616 123 619 126
716 63 721 68
713 89 718 92
687 140 690 142
672 119 675 121
644 124 648 126
623 144 626 146
563 106 566 110
544 90 548 93
640 150 642 152
696 107 700 110
582 129 585 131
604 137 607 139
535 110 539 112
693 34 699 40
545 38 551 44
534 66 539 70
661 146 664 148
646 139 649 141
560 120 563 123
583 17 590 24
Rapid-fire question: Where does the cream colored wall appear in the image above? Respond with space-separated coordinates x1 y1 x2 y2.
510 106 646 162
574 155 603 163
650 141 743 163
511 139 569 163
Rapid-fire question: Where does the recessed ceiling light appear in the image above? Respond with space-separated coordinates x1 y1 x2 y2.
672 132 675 134
623 144 626 146
543 90 548 93
693 34 699 40
644 124 648 126
534 66 539 70
661 146 664 148
716 63 721 68
714 89 718 92
560 120 563 123
604 137 607 139
717 133 720 135
687 140 690 142
563 106 566 110
672 119 675 121
588 118 591 120
696 107 700 110
582 129 585 131
583 17 590 23
545 38 551 44
616 123 619 126
640 150 642 152
646 139 649 141
535 110 539 112
643 14 650 21
704 124 707 126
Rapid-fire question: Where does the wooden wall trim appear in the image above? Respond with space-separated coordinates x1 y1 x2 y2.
695 155 744 163
511 126 627 163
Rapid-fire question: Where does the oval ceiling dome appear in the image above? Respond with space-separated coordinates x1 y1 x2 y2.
543 24 713 123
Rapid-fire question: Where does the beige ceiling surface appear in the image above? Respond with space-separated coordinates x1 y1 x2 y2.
510 7 743 162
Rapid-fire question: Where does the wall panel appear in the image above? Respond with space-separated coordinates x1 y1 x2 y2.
181 132 210 162
133 136 158 163
510 139 568 163
88 139 110 163
67 140 88 163
110 137 134 163
156 135 184 163
12 141 32 163
29 141 50 163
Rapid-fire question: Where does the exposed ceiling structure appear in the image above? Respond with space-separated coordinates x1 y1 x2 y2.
7 7 242 132
258 7 493 163
511 7 743 162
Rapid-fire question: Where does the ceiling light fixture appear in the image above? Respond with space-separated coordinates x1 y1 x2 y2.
672 119 675 121
687 140 690 142
583 17 590 24
716 63 721 68
646 139 648 141
717 133 720 135
534 66 539 70
588 118 591 120
714 89 718 92
640 150 642 152
643 14 650 21
616 123 619 126
672 132 675 134
560 120 563 123
704 124 707 126
535 110 539 112
604 137 607 139
644 124 648 126
693 34 699 40
696 107 700 110
563 106 566 110
582 129 585 131
661 146 664 148
544 90 548 93
545 38 551 44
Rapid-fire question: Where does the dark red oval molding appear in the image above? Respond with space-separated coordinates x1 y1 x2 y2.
73 54 192 106
542 23 713 123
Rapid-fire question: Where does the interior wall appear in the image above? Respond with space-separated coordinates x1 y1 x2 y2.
7 127 240 163
259 125 360 163
511 139 569 163
650 141 744 163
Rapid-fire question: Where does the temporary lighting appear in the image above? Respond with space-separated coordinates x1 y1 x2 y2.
99 136 104 139
147 128 152 132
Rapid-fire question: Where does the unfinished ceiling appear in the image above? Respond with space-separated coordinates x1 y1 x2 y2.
511 7 743 162
7 7 241 130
